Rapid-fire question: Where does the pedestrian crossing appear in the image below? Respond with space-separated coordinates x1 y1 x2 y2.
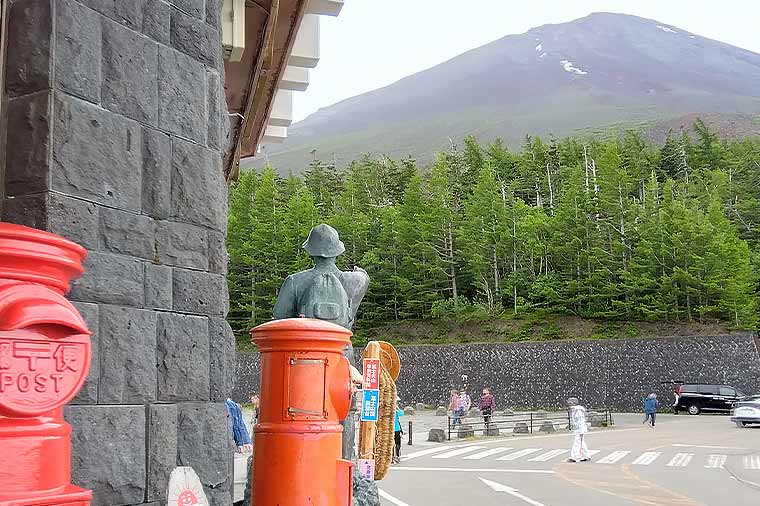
497 448 541 461
402 445 760 470
462 447 513 460
632 451 661 465
666 452 693 467
597 450 630 464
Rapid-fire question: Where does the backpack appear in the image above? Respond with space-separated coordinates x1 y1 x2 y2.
299 271 352 329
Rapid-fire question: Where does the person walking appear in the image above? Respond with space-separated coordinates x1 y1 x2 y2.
643 392 659 427
448 388 460 426
566 397 591 463
477 388 496 430
455 389 472 427
225 398 252 453
393 396 404 464
250 393 260 428
448 388 458 412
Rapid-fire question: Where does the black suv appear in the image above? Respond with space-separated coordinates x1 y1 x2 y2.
673 384 745 415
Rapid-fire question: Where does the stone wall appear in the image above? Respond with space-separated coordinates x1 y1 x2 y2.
1 1 234 506
234 333 760 412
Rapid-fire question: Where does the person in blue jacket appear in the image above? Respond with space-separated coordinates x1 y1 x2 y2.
393 396 404 464
643 392 659 427
226 398 252 452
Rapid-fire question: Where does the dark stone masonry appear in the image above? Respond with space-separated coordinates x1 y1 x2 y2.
2 1 233 505
235 333 760 412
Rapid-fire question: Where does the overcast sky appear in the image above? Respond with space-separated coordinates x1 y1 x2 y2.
292 0 760 122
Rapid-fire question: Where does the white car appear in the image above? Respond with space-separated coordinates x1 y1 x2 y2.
730 395 760 428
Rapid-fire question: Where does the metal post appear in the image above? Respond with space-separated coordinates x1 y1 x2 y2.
530 412 533 434
407 421 412 445
447 416 451 441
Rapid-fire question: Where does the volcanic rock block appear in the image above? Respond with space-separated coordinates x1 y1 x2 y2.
485 426 500 436
415 402 425 412
428 428 446 442
436 406 448 416
98 305 157 403
66 405 146 506
513 422 529 434
353 473 380 506
539 420 556 433
457 424 475 438
147 404 177 502
404 406 415 416
101 16 159 124
156 312 210 401
590 412 606 427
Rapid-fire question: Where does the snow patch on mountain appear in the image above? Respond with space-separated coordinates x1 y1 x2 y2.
560 60 588 75
535 43 543 52
539 52 547 58
656 25 678 34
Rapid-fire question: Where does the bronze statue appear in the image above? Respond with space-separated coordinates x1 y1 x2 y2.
273 223 369 459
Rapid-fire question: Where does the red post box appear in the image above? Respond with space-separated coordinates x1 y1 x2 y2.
0 223 92 506
250 318 354 506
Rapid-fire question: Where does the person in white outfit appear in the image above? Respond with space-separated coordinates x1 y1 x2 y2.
566 397 591 462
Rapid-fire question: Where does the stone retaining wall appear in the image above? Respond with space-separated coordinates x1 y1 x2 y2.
234 333 760 412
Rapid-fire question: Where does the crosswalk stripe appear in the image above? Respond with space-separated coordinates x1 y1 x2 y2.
529 449 569 462
744 455 760 470
463 447 513 460
705 454 727 469
667 453 694 467
403 446 758 471
497 448 542 461
401 445 455 461
432 446 486 459
597 450 630 464
632 451 661 466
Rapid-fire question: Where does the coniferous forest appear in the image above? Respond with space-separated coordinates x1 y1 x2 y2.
227 120 759 344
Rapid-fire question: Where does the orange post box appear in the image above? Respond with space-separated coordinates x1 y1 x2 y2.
250 318 354 506
0 224 92 506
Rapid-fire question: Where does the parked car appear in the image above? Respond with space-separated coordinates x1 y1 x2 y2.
731 394 760 428
673 383 745 415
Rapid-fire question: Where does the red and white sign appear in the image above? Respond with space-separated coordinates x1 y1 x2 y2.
363 358 380 389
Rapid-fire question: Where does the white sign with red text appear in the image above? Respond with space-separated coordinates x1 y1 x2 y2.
363 358 380 389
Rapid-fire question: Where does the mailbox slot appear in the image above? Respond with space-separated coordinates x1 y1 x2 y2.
284 356 327 420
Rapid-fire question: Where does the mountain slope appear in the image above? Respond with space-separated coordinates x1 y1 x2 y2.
251 12 760 172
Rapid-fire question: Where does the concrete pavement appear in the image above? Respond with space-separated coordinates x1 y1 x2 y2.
378 413 760 506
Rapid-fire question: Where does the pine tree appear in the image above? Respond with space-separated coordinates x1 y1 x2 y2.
459 163 507 311
225 126 760 333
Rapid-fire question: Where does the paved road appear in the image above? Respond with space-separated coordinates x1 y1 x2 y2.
379 414 760 506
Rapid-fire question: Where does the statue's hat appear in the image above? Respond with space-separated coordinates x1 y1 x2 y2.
302 224 345 258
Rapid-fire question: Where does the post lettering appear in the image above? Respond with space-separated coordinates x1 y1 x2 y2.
0 372 11 392
51 373 64 393
17 373 31 393
34 374 48 393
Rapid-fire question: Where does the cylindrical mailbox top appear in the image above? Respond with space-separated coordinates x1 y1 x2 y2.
251 317 351 353
0 223 86 294
251 318 353 425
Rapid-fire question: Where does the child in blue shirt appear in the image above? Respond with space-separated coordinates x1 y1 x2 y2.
393 396 404 464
